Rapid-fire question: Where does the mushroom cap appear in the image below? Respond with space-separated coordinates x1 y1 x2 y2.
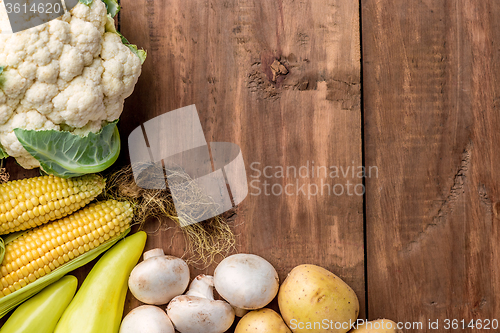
119 305 175 333
128 251 190 305
166 295 235 333
214 253 279 310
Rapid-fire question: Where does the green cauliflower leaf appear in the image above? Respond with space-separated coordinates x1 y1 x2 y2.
14 121 120 178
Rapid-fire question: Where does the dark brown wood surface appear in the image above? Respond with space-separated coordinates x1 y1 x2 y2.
3 0 500 332
362 0 500 331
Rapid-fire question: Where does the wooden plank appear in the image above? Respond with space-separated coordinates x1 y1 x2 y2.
362 0 500 329
119 0 365 324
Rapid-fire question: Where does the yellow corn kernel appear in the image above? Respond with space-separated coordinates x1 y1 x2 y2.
0 175 105 235
0 200 132 297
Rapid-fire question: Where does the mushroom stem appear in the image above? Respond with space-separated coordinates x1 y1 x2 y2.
186 275 215 300
232 306 249 317
143 248 165 260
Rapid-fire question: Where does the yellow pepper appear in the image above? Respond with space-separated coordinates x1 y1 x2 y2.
0 275 77 333
54 231 147 333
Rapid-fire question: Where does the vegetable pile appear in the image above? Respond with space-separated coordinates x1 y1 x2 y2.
0 0 144 176
0 173 401 333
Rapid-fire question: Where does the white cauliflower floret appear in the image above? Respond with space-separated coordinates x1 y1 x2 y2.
0 0 142 168
0 110 59 168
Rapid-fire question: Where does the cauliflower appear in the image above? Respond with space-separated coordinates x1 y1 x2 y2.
0 0 142 169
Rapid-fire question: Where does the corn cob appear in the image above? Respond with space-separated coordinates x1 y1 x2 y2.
0 199 133 297
0 174 105 235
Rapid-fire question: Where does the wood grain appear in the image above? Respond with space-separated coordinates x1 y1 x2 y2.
362 0 500 330
118 0 365 325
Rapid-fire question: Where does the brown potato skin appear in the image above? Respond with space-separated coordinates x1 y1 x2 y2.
235 309 291 333
278 264 359 333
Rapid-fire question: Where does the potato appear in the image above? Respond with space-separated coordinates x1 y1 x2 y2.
349 319 401 333
235 309 291 333
278 264 359 333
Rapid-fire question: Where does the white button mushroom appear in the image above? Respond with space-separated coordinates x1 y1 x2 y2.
166 275 235 333
213 253 279 315
128 248 190 305
119 305 175 333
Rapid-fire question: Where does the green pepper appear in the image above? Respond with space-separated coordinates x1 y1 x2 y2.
0 275 78 333
54 231 147 333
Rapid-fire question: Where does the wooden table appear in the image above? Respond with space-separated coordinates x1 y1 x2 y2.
5 0 500 332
